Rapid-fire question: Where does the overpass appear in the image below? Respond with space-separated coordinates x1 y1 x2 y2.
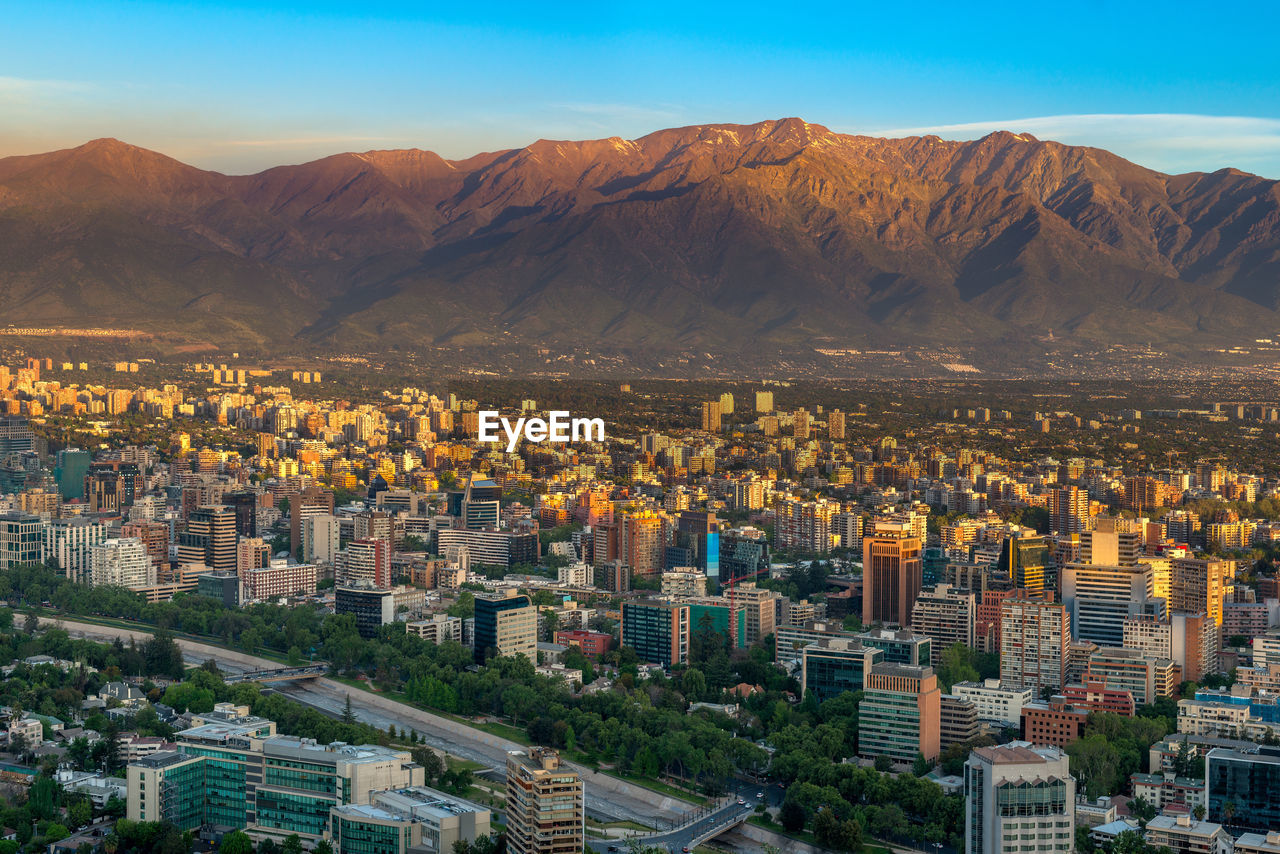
223 664 329 684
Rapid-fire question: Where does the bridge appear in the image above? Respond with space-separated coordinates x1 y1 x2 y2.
587 792 755 853
223 664 329 684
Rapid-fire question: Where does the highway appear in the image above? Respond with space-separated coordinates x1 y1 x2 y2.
39 616 696 827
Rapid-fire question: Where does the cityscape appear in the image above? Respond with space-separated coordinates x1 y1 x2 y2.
5 3 1280 854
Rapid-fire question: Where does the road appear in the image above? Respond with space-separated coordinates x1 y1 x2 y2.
40 615 695 827
589 784 764 853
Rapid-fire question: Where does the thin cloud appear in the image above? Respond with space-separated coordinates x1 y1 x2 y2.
223 136 395 148
856 113 1280 176
0 75 91 102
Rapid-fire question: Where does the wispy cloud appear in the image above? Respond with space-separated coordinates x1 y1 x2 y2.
555 102 683 122
0 75 91 102
857 114 1280 177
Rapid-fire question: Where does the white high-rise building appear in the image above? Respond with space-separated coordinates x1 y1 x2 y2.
965 743 1075 854
89 538 153 589
302 513 341 564
754 391 774 413
42 517 107 584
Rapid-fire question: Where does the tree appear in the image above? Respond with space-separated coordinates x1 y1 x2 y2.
218 830 254 854
936 643 981 690
874 753 893 772
68 799 92 828
779 799 806 832
342 694 355 724
282 835 304 854
314 842 334 854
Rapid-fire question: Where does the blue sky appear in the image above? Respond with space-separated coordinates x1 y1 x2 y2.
3 1 1280 176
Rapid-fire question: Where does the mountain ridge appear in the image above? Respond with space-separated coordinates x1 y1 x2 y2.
1 118 1278 360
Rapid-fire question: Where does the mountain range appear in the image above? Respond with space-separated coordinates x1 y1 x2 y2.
2 118 1279 361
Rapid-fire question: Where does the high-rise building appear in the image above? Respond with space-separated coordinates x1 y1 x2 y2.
775 498 837 554
801 638 883 701
474 592 537 662
179 505 237 574
1000 598 1070 693
858 662 941 763
504 748 583 854
1081 517 1141 566
0 511 43 570
828 409 846 440
621 600 689 667
733 582 781 644
862 520 923 627
288 485 336 557
910 584 976 665
89 538 153 589
0 416 35 458
718 392 735 416
792 408 810 439
236 537 271 577
754 391 774 413
964 743 1075 854
41 517 107 584
1205 745 1280 831
342 538 392 587
53 448 91 500
1048 485 1090 535
224 490 259 538
700 400 722 432
999 533 1049 597
1123 612 1218 683
335 584 397 639
302 513 341 565
1171 556 1232 628
1061 562 1159 646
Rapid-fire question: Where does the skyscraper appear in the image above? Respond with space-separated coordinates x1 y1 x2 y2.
504 748 583 854
965 743 1075 854
42 517 107 584
288 485 336 557
858 662 941 763
700 400 722 432
621 600 689 666
1000 598 1070 693
1170 556 1232 628
754 391 774 413
474 592 537 663
910 584 976 665
1048 485 1090 535
179 505 237 574
862 520 923 627
90 538 153 588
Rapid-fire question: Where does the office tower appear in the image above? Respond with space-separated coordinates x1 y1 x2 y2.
618 510 666 577
460 475 500 530
1123 613 1218 682
343 538 392 587
41 517 107 584
941 694 980 749
89 538 153 589
437 528 539 569
84 462 143 512
800 638 884 701
700 400 721 432
910 584 976 665
718 392 734 415
1061 562 1159 646
474 592 537 662
53 449 91 500
335 585 397 639
331 787 492 854
792 408 810 439
775 498 837 554
505 748 583 854
828 409 846 440
1170 557 1232 628
621 600 689 666
0 416 35 457
180 505 237 574
754 391 774 412
302 514 341 564
718 528 770 583
225 490 258 537
1000 598 1070 693
858 662 941 763
857 627 933 666
127 705 423 837
1081 516 1141 566
862 520 923 627
0 512 43 570
999 533 1049 597
288 485 335 556
1205 745 1280 831
964 743 1075 854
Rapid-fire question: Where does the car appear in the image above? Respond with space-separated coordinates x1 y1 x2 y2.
682 848 691 853
737 798 745 805
756 791 764 799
